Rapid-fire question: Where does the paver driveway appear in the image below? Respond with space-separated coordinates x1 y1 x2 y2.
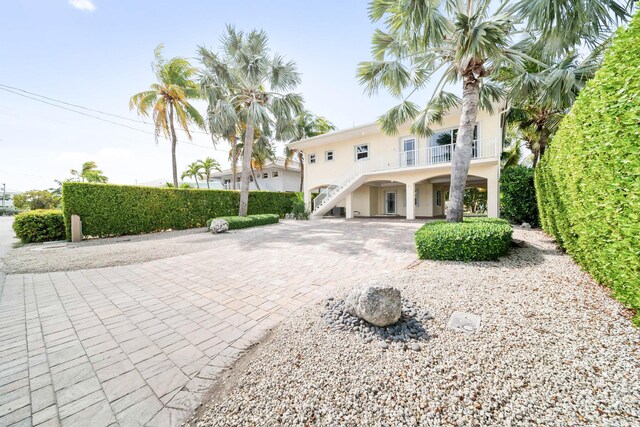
0 219 421 427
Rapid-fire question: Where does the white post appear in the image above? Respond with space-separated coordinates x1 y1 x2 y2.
405 182 415 220
71 214 83 242
345 193 353 219
487 171 500 218
304 190 311 212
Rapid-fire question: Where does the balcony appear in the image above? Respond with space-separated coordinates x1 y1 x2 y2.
365 138 499 174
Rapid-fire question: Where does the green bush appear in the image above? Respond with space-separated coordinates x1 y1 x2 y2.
13 210 65 243
535 15 640 324
62 182 300 239
207 214 279 230
291 199 310 220
414 217 513 261
500 166 539 227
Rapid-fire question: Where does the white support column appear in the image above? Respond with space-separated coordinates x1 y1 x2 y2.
424 183 434 217
345 193 353 219
487 171 500 218
405 182 415 220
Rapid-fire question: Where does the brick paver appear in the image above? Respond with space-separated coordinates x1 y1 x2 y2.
0 219 420 426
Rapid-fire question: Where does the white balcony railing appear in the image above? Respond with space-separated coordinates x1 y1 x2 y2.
312 138 499 213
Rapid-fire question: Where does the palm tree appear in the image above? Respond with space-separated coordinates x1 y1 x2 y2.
181 162 204 188
250 136 276 190
196 157 222 189
199 27 303 216
130 45 205 187
70 161 108 183
283 111 336 191
358 1 531 222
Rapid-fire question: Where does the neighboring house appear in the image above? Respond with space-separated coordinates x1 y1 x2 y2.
288 106 505 219
210 157 301 192
0 189 19 213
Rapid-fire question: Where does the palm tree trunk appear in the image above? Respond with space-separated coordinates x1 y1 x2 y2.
239 122 255 216
195 176 199 188
251 165 261 190
298 151 304 192
205 172 210 189
168 102 179 188
538 127 549 159
447 73 480 222
230 135 238 190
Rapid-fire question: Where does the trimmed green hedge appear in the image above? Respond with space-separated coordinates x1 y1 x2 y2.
62 182 300 239
501 165 539 227
207 214 279 230
535 15 640 324
13 210 65 243
415 218 513 261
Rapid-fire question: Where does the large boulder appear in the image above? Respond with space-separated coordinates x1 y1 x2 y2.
345 283 402 326
210 219 229 234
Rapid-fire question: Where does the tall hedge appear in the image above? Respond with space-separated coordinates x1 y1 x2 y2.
535 15 640 324
500 166 539 227
62 182 301 239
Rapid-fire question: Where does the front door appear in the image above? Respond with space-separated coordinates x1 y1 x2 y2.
403 138 416 166
385 191 396 215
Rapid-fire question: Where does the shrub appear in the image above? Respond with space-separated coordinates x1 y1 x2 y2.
500 166 539 227
62 182 300 239
414 218 513 261
207 214 279 230
535 15 640 324
13 210 65 243
291 199 310 220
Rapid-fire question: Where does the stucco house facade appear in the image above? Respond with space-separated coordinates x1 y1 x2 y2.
288 106 506 220
211 157 302 192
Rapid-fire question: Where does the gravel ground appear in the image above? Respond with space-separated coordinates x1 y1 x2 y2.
194 229 640 426
2 224 280 274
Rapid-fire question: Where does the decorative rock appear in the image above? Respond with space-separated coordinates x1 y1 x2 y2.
379 342 389 350
345 282 401 326
411 343 421 351
447 311 482 333
521 222 531 229
210 219 229 234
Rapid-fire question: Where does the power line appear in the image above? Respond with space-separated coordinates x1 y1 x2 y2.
0 83 210 135
0 85 227 152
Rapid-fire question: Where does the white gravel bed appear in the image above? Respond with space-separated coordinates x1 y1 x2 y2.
3 223 282 274
194 229 640 426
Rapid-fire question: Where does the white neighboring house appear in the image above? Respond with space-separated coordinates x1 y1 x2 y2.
288 105 506 220
1 189 20 213
210 157 302 192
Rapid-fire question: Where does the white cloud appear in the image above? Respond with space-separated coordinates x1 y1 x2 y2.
68 0 96 12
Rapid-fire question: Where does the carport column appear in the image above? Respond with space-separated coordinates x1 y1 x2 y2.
405 182 415 220
487 172 499 218
345 193 353 219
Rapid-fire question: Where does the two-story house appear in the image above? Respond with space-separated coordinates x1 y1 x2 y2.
211 157 302 192
288 106 505 220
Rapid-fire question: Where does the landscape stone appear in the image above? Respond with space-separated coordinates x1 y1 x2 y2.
447 311 482 333
345 283 401 326
209 219 229 234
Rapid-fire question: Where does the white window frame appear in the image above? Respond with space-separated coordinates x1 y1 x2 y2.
262 172 269 179
272 171 279 177
325 150 334 161
354 144 369 161
309 154 317 164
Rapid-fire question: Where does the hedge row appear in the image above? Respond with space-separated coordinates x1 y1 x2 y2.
62 182 301 238
500 165 539 227
535 15 640 324
207 214 279 230
13 210 65 243
414 217 513 261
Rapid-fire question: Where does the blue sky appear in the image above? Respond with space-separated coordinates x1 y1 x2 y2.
0 0 411 191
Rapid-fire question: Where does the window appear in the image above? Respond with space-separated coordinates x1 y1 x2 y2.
272 171 279 177
325 151 334 161
430 126 478 146
309 154 316 164
262 173 269 179
436 190 442 207
415 190 419 207
355 144 369 161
